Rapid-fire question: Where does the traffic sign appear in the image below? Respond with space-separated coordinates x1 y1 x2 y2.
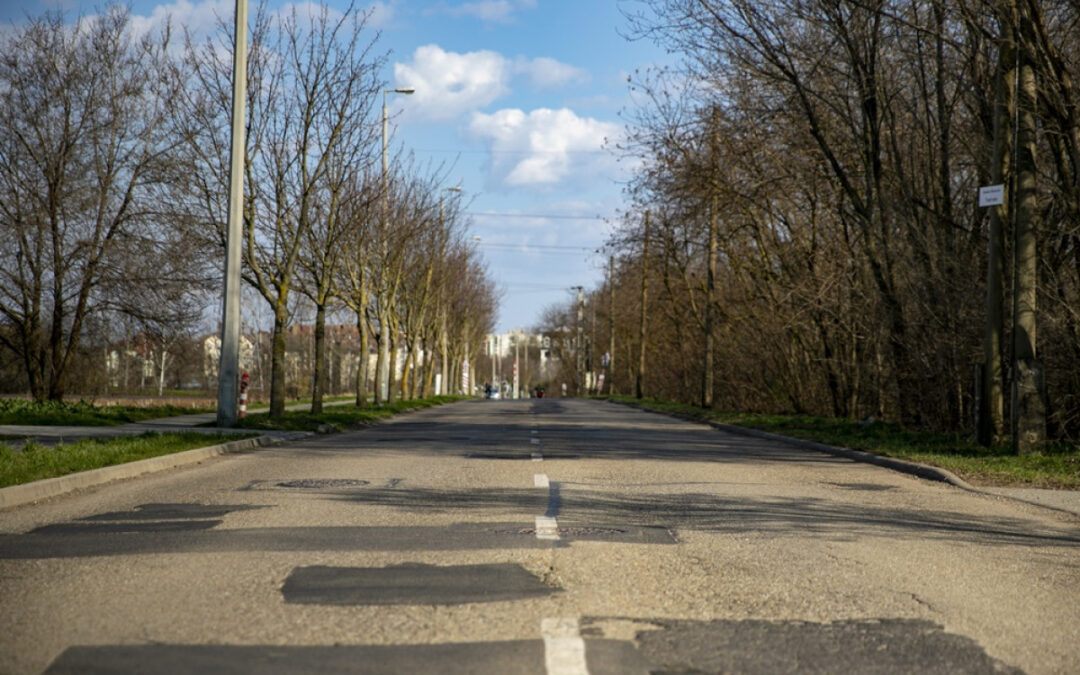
979 184 1004 207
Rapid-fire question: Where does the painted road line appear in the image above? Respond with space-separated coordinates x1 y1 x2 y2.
532 452 543 462
534 473 550 488
531 438 541 444
542 617 589 675
531 430 539 435
535 516 560 540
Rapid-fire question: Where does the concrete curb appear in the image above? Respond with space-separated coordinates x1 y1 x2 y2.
701 420 976 488
606 399 1080 518
0 431 311 510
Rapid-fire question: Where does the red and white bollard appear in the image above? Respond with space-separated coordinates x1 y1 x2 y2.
238 373 249 419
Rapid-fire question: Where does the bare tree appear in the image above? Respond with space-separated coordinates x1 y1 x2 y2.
0 8 186 401
181 1 383 418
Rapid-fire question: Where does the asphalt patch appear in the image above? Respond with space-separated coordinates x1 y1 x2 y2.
43 640 644 675
281 562 558 606
30 520 221 535
80 503 259 521
580 617 1024 674
0 521 675 559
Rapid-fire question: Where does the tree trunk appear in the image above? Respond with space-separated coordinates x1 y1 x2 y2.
422 336 436 397
311 302 327 414
270 300 288 419
158 349 168 397
388 313 399 403
375 302 388 405
1011 6 1045 453
355 308 369 408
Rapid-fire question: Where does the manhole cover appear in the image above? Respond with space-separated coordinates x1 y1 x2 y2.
275 479 370 489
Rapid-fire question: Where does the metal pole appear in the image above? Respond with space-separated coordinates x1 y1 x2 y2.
382 91 395 401
439 187 459 395
376 87 414 405
608 254 615 395
513 334 520 399
575 286 584 396
216 0 247 427
636 210 650 400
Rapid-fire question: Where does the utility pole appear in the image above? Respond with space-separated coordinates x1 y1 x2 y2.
216 0 247 428
608 254 615 395
513 332 520 399
636 210 650 400
439 187 460 396
574 286 584 396
980 11 1014 446
588 289 596 393
377 87 414 405
702 111 719 410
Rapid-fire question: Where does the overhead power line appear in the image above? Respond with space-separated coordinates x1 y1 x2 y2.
466 211 607 221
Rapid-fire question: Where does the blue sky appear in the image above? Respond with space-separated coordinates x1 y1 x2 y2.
5 0 667 333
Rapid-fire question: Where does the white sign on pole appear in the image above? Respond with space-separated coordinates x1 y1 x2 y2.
979 184 1004 207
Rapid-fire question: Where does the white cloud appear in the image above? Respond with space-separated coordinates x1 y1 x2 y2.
514 56 587 89
444 0 537 23
394 44 511 120
367 1 395 27
394 45 586 121
127 0 232 41
467 108 623 187
123 0 386 44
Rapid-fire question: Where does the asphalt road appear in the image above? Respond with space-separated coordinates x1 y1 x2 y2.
1 398 1077 674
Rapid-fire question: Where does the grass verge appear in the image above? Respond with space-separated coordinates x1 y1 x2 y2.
607 395 1080 489
0 431 258 488
234 396 466 433
0 399 212 426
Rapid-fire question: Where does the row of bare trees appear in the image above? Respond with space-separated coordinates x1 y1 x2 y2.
540 0 1078 446
0 3 498 416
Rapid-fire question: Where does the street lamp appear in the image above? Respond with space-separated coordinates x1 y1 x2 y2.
376 87 415 404
216 0 248 427
439 186 461 395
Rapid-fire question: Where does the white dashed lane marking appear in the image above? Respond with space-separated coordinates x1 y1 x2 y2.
534 474 550 488
535 516 560 540
542 617 589 675
532 452 543 462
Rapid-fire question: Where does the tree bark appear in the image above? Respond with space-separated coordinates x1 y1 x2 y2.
311 302 327 414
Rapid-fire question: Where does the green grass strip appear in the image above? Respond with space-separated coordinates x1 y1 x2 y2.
0 432 257 488
235 396 466 433
0 399 212 426
606 395 1080 489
